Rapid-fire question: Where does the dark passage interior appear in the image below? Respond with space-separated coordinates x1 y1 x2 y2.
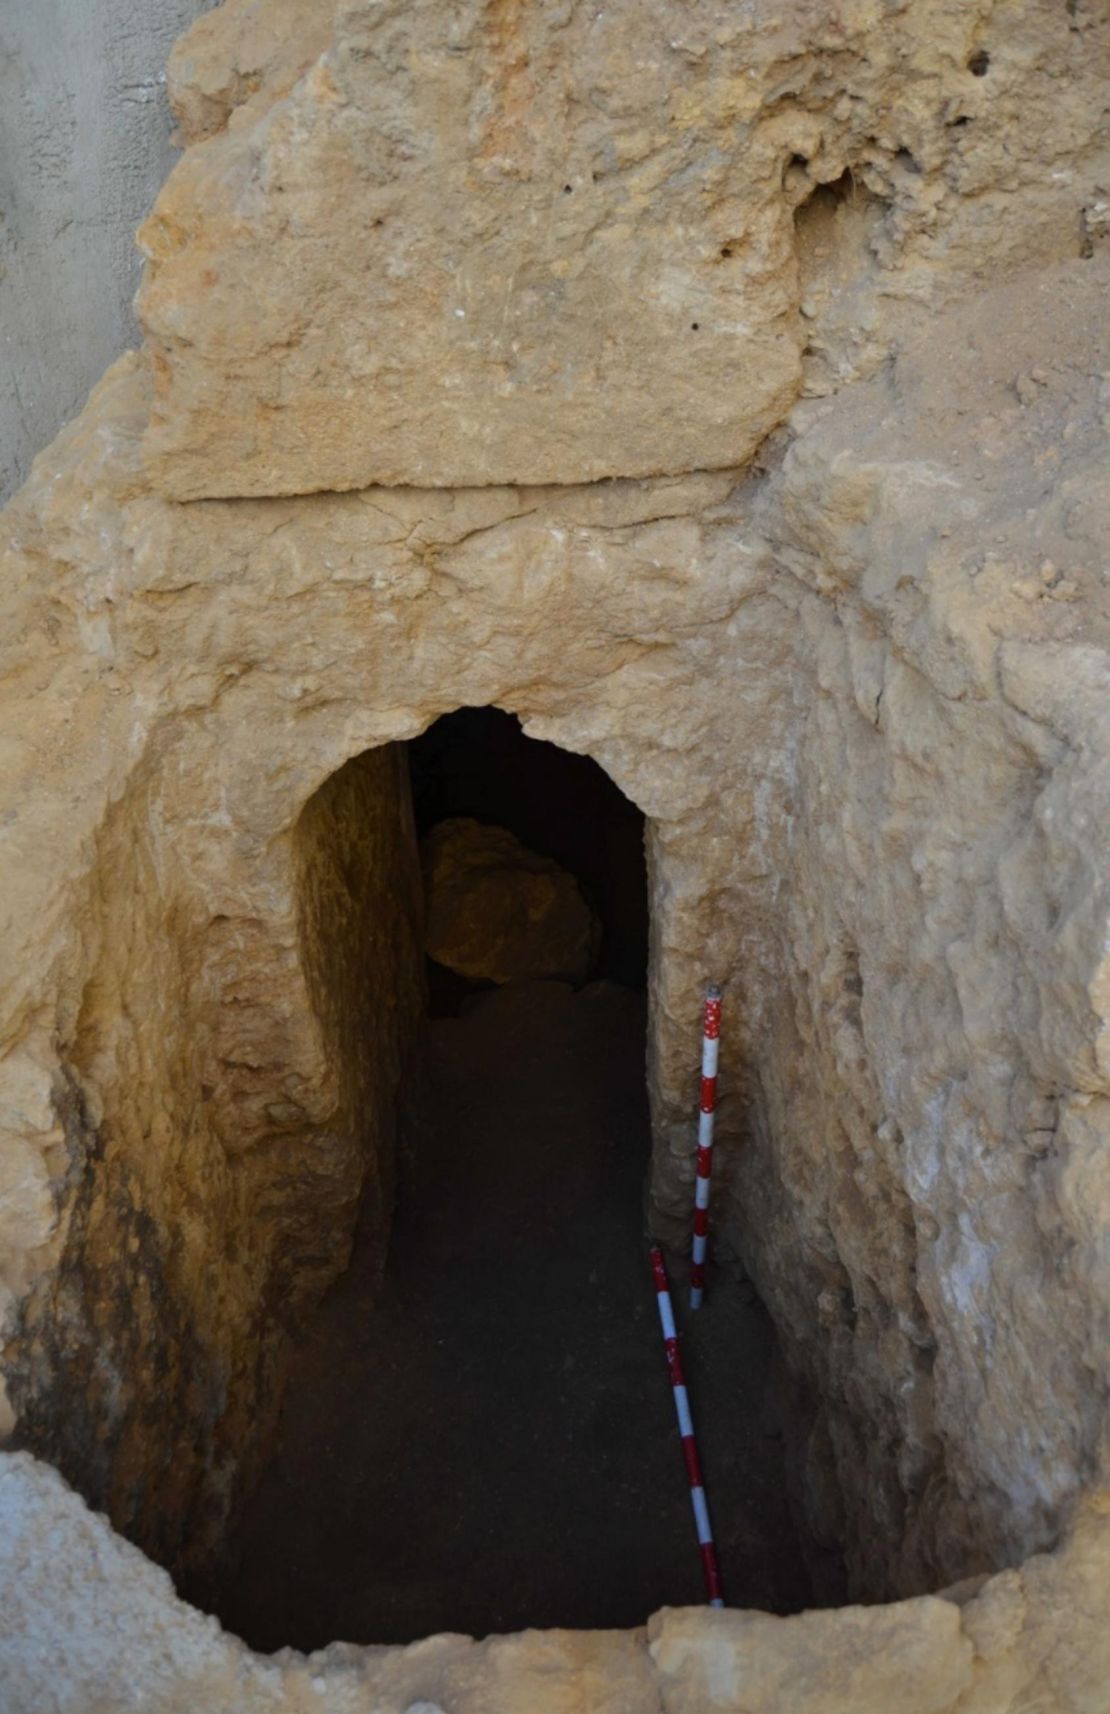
196 711 818 1649
409 706 650 1008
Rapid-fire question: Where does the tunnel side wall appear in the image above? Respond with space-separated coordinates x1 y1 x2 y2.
293 746 425 1291
711 494 1110 1599
3 715 423 1572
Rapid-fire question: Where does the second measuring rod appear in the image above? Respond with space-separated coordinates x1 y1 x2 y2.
689 984 721 1310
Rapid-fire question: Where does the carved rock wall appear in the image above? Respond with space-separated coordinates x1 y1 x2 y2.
0 357 766 1565
3 255 1109 1601
722 267 1110 1595
2 662 423 1565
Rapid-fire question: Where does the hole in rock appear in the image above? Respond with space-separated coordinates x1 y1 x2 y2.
177 709 823 1649
794 169 858 231
967 49 991 75
793 170 889 395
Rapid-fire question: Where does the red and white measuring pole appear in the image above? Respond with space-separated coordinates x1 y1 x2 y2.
650 1245 724 1607
689 984 722 1310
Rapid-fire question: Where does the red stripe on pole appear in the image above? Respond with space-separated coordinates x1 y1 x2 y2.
700 1542 723 1602
699 1076 717 1113
704 998 721 1039
696 1145 712 1178
681 1436 703 1488
664 1336 686 1387
693 1206 709 1237
690 1258 705 1290
651 1250 668 1293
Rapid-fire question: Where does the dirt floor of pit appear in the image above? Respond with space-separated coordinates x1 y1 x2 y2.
199 979 821 1650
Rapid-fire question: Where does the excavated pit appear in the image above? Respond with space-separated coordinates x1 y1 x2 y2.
7 351 1107 1659
176 709 829 1645
4 0 1110 1702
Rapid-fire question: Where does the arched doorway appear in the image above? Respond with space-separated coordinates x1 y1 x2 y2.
186 710 813 1645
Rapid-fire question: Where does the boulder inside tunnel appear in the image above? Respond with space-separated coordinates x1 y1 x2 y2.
412 706 648 1000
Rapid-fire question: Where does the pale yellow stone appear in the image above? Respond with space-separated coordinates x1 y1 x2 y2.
648 1596 973 1712
137 0 1109 498
1 0 1110 1705
166 0 337 144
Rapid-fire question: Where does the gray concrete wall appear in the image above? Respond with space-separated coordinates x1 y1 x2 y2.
0 0 213 503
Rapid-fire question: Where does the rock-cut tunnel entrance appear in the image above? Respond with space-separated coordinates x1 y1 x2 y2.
179 708 823 1648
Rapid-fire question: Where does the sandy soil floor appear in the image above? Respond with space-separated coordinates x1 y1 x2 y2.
199 980 817 1650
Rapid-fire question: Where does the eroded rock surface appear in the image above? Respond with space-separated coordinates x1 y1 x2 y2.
138 0 1110 498
165 0 336 145
422 818 598 985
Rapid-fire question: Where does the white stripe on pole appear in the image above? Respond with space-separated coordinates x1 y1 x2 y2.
650 1246 724 1607
690 1485 713 1545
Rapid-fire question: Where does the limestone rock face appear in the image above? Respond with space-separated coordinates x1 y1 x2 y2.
137 0 1110 499
422 818 598 986
139 0 801 497
2 0 1110 1703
